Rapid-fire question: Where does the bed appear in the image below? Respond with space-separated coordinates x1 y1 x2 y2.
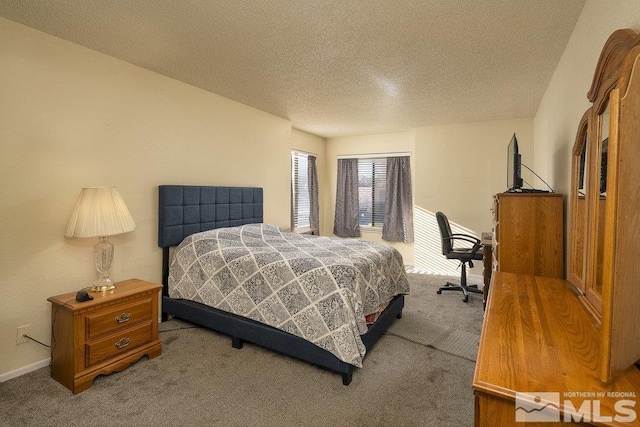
158 185 408 385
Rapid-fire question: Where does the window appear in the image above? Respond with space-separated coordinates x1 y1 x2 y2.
335 154 412 240
291 151 311 228
358 158 387 229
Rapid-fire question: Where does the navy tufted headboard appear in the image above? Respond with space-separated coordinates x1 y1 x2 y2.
158 185 264 248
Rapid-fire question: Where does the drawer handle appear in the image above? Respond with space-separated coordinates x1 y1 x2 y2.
115 338 131 349
115 313 131 323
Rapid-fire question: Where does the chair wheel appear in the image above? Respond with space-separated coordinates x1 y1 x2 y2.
437 290 442 294
463 296 469 303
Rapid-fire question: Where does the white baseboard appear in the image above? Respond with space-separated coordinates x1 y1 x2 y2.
405 266 483 282
0 358 50 383
3 318 165 382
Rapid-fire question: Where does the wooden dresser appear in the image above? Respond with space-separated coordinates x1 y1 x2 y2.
492 192 564 279
48 279 162 393
473 272 640 426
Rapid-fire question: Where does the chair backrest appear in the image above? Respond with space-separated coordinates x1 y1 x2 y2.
436 211 453 255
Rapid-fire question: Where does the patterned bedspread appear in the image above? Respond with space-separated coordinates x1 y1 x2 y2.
168 223 410 367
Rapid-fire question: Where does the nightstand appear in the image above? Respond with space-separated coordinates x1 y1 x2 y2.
48 279 162 394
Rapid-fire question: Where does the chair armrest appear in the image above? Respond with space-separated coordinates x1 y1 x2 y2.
449 234 482 255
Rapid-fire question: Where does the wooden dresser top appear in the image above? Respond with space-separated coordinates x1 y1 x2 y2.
47 278 162 311
473 272 640 423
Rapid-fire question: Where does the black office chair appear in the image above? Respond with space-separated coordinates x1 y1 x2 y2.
435 211 483 303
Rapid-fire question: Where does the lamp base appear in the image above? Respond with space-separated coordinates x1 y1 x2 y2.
91 278 116 292
93 236 116 292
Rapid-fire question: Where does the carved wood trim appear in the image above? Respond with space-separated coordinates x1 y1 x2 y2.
567 108 591 292
587 29 640 114
572 108 590 156
617 45 640 97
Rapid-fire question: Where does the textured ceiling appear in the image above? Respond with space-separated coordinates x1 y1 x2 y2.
0 0 585 138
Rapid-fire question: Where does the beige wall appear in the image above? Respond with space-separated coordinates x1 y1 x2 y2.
324 119 534 277
414 119 534 275
533 0 640 257
534 0 640 194
324 132 416 265
0 18 303 379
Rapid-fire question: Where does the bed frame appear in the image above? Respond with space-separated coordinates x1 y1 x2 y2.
158 185 404 385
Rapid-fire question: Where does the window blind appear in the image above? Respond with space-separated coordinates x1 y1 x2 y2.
291 151 311 228
358 158 387 229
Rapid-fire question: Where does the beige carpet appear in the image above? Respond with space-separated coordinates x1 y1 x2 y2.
0 273 483 427
388 272 484 361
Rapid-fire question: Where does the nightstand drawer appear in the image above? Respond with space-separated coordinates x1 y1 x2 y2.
86 297 152 339
86 322 153 367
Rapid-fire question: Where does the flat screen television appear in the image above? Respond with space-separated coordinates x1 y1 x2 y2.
507 133 523 191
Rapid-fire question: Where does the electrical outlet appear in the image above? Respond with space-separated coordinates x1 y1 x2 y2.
16 325 30 345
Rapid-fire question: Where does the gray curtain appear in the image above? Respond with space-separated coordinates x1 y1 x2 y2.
333 158 361 237
382 156 414 242
308 155 319 232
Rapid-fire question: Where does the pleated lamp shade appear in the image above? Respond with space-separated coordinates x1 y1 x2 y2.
65 187 136 238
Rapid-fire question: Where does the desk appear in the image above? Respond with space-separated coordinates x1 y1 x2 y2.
473 272 640 426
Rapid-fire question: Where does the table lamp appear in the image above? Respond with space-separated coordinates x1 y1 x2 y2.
65 187 136 291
